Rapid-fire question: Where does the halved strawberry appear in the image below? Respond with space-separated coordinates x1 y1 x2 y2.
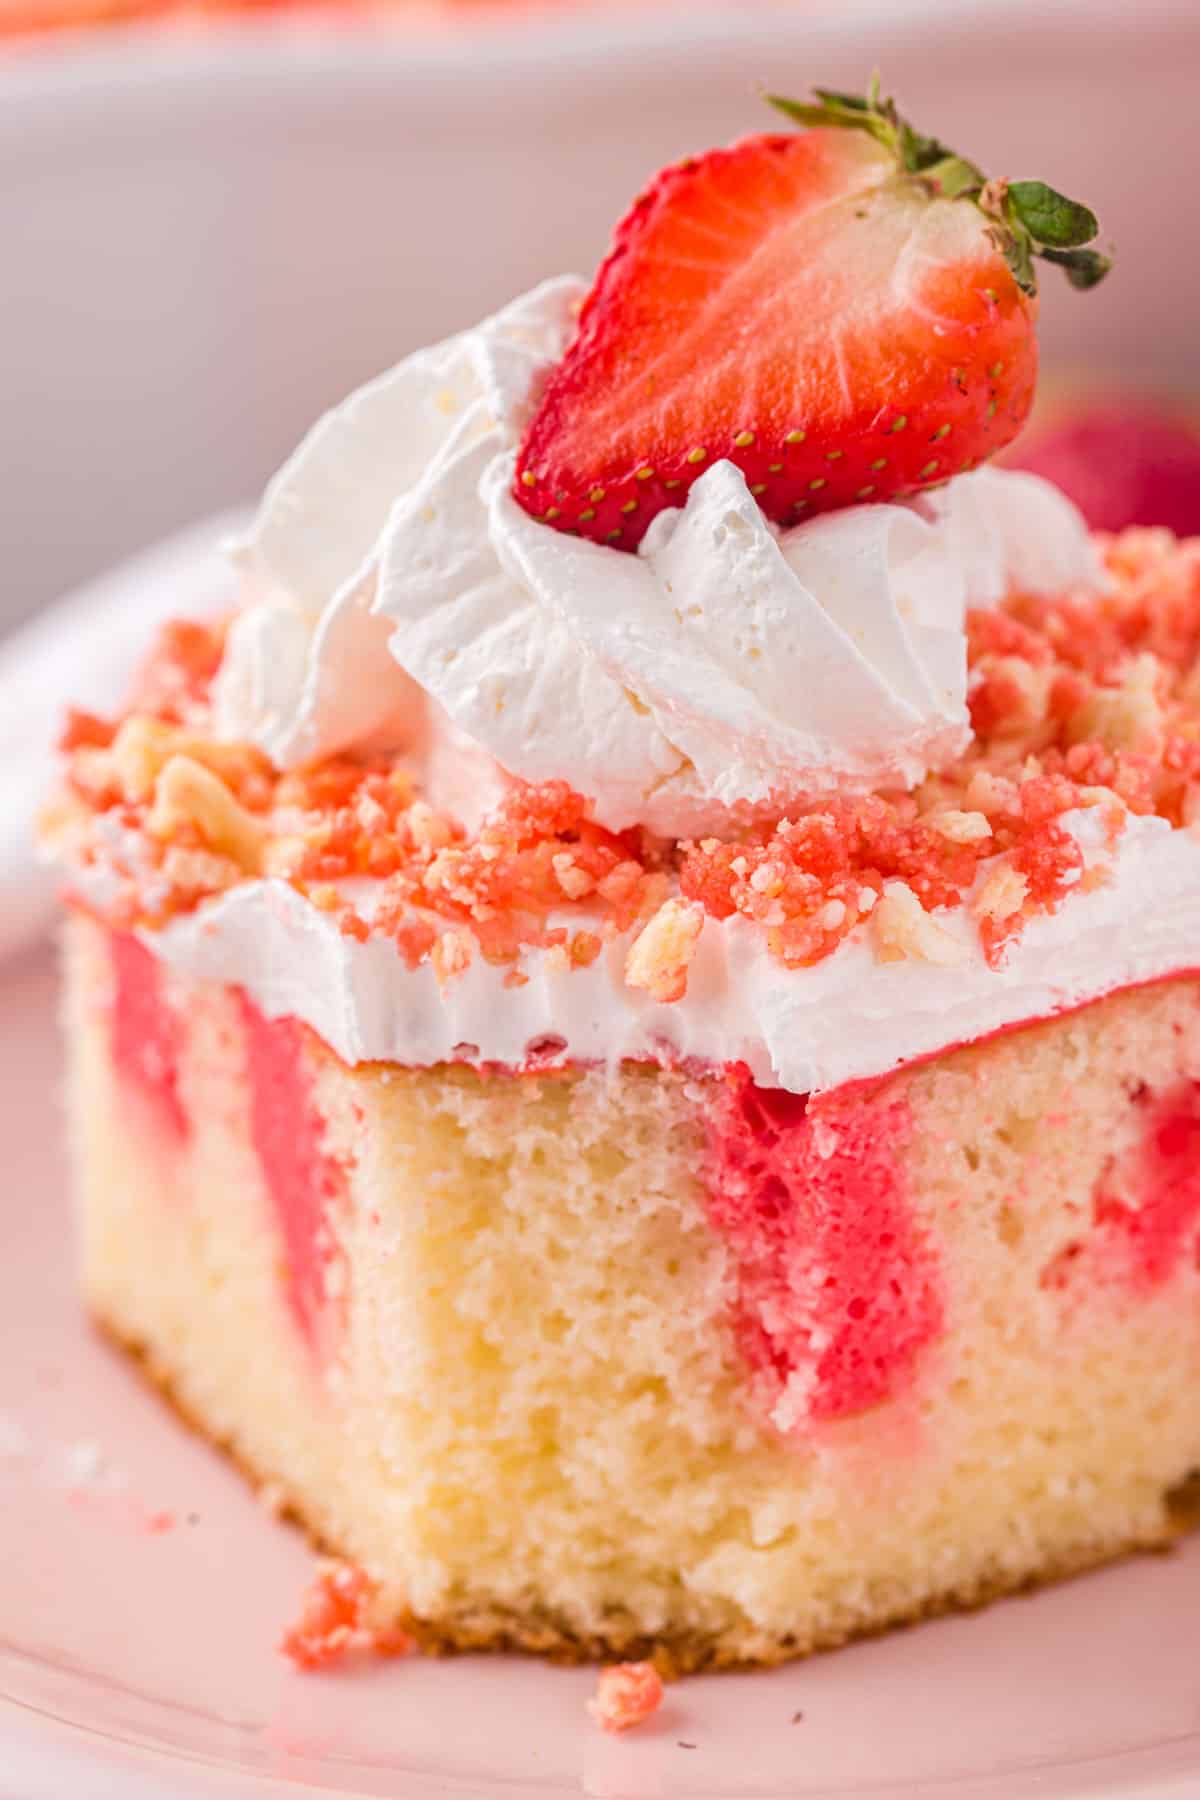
514 82 1110 550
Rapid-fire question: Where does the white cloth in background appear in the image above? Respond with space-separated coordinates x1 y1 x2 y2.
0 513 247 961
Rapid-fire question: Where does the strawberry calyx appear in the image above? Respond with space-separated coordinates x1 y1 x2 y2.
768 80 1111 297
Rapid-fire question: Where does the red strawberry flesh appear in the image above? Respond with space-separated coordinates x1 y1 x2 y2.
515 85 1109 551
516 130 1037 549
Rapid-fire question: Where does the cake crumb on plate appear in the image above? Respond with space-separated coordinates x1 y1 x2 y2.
587 1662 665 1733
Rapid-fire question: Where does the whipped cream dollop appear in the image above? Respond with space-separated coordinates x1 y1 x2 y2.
54 308 1193 1095
215 280 1102 836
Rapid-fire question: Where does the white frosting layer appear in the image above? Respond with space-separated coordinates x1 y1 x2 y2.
83 807 1200 1093
215 280 1101 835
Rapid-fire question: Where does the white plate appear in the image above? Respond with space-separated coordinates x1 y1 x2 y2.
2 942 1200 1800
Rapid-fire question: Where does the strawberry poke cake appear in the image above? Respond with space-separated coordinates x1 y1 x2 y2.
47 86 1200 1671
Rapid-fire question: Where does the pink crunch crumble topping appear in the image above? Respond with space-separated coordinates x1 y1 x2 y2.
587 1661 665 1733
280 1560 413 1672
51 528 1200 986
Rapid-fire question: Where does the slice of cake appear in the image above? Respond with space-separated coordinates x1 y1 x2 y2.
48 85 1200 1671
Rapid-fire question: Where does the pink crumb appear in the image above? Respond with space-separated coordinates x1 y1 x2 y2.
280 1560 413 1673
63 1488 179 1538
587 1662 664 1733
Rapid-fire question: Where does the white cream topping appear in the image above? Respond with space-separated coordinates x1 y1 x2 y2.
213 278 587 771
214 279 1102 835
72 807 1200 1094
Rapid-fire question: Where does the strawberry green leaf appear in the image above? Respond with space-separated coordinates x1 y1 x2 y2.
811 86 871 112
1007 181 1099 249
766 91 896 155
999 230 1038 298
1038 245 1114 289
897 121 960 175
925 156 984 200
766 93 849 128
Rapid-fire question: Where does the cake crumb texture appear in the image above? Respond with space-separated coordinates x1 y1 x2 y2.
66 913 1200 1666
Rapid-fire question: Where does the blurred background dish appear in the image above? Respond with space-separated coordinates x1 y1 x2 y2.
0 0 1194 637
1005 390 1200 539
2 0 1198 641
1 0 357 35
0 0 692 38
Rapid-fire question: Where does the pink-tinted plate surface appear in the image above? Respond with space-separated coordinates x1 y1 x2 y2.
2 945 1200 1800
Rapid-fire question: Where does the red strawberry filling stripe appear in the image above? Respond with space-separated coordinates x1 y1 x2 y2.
703 1068 943 1425
109 930 189 1141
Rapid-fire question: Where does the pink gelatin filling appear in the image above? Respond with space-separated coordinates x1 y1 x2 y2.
238 996 345 1346
704 1069 944 1425
109 931 188 1140
1094 1080 1200 1289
